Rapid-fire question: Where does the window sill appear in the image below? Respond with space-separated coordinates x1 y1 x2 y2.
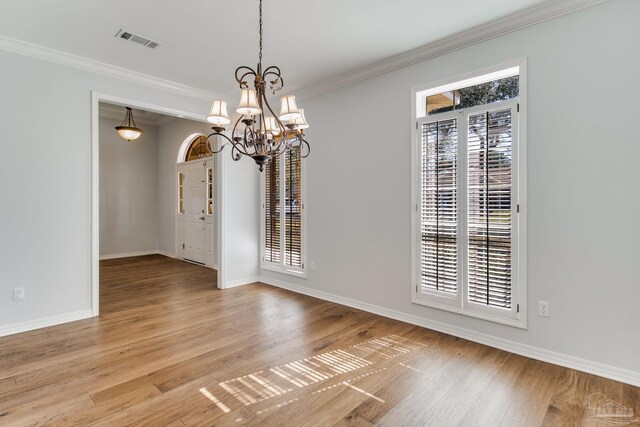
411 295 526 329
261 263 307 280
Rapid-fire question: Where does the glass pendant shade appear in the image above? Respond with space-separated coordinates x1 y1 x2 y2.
116 127 143 141
292 108 309 130
236 89 262 115
115 107 143 142
279 96 301 122
207 100 231 125
263 116 281 136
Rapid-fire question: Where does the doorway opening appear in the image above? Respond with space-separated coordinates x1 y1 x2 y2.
92 92 224 316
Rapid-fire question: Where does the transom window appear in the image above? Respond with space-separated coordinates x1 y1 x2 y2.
185 135 212 161
412 62 527 328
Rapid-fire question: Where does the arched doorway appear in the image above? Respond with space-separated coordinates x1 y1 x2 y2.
176 134 217 267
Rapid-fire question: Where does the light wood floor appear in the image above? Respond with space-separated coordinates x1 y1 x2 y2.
0 255 638 426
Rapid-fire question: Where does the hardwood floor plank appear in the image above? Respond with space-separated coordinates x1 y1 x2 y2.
414 346 511 426
0 255 636 426
182 406 262 427
0 377 15 394
497 360 566 427
332 415 373 427
344 334 471 424
457 353 530 427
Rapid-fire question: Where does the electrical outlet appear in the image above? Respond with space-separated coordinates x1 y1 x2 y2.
538 300 550 317
13 287 25 301
310 261 316 271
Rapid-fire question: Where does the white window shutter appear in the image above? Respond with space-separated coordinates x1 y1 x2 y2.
420 118 458 294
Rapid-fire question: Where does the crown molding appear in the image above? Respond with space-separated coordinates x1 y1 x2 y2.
292 0 609 100
99 110 175 126
0 0 608 103
98 105 176 126
0 35 219 101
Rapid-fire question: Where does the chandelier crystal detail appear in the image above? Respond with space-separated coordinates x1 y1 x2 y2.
204 0 310 172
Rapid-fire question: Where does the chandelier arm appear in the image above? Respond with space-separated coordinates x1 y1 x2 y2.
257 91 266 133
230 119 240 138
231 114 245 138
263 66 284 94
262 66 281 77
269 132 286 154
205 131 233 154
272 129 297 154
229 134 252 157
235 66 257 88
289 132 303 148
262 93 286 135
244 126 259 156
262 68 282 83
270 140 289 158
300 138 310 158
230 142 244 161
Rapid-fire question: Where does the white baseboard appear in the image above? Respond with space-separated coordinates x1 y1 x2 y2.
225 276 260 289
0 309 94 338
157 250 176 258
259 276 640 387
100 250 159 260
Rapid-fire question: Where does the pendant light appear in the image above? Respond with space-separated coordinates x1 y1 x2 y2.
115 107 143 142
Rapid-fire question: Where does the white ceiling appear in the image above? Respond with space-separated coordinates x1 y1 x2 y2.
0 0 549 98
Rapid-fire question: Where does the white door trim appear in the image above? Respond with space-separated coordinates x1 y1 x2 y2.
91 91 226 317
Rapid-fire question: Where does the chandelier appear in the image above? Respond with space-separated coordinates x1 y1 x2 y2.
204 0 310 172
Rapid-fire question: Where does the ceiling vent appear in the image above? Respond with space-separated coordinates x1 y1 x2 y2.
115 29 159 49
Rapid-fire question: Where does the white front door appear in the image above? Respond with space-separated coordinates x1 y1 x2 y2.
183 162 206 263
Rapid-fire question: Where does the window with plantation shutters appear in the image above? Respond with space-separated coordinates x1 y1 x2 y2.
467 109 513 309
413 63 525 327
284 149 302 268
265 157 281 264
421 119 458 295
263 150 304 274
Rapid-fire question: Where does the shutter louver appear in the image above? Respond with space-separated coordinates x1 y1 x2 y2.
420 119 458 294
265 156 281 263
284 149 302 267
467 108 512 309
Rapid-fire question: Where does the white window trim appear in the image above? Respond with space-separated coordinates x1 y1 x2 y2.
260 155 308 279
410 58 528 329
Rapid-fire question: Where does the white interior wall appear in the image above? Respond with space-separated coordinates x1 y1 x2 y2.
0 49 259 333
223 154 261 286
99 116 158 256
261 0 640 380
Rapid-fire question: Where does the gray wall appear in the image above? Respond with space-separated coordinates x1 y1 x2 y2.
99 117 158 256
261 0 640 375
100 114 224 262
0 48 260 330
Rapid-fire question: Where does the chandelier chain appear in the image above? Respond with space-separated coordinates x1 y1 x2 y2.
258 0 263 67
